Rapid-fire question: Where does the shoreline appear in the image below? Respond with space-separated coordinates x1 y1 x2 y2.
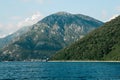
1 60 120 62
48 60 120 62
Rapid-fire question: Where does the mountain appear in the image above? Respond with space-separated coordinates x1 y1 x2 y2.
0 26 30 49
0 12 103 61
51 16 120 61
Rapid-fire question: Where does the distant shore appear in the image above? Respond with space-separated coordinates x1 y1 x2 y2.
1 60 120 62
48 60 120 62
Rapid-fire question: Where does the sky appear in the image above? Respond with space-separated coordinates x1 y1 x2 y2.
0 0 120 38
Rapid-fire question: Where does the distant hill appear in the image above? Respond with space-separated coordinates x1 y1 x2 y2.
0 12 103 61
51 16 120 61
0 26 30 49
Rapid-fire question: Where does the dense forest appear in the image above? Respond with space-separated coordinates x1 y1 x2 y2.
51 16 120 61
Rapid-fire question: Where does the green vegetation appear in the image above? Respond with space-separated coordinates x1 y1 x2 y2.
51 16 120 61
0 12 103 61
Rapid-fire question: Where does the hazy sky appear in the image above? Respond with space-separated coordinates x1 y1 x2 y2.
0 0 120 37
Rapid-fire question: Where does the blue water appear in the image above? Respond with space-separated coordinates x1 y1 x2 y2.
0 62 120 80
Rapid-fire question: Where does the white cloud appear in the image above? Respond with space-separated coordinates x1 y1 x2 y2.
10 16 22 20
116 6 120 11
21 0 28 1
0 23 15 38
0 34 6 38
0 23 3 29
20 0 44 4
36 0 44 4
101 10 108 20
108 14 119 21
18 12 44 27
0 12 44 38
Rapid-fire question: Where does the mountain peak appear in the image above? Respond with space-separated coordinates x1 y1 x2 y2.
55 11 71 16
39 12 103 28
0 12 103 61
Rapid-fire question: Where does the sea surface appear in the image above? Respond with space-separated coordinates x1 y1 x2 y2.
0 62 120 80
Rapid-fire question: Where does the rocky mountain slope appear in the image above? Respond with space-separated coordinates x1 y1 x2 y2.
51 16 120 61
0 12 103 61
0 26 30 49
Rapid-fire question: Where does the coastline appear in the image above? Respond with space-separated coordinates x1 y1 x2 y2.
1 60 120 62
48 60 120 62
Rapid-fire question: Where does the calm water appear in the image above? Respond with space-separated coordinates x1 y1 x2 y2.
0 62 120 80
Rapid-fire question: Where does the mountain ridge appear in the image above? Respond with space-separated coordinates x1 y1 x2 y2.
0 12 103 61
0 26 31 49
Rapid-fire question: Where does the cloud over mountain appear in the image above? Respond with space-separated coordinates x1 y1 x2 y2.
108 14 119 21
0 12 44 38
18 12 44 27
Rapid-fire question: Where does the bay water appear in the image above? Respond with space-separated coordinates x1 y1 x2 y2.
0 62 120 80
